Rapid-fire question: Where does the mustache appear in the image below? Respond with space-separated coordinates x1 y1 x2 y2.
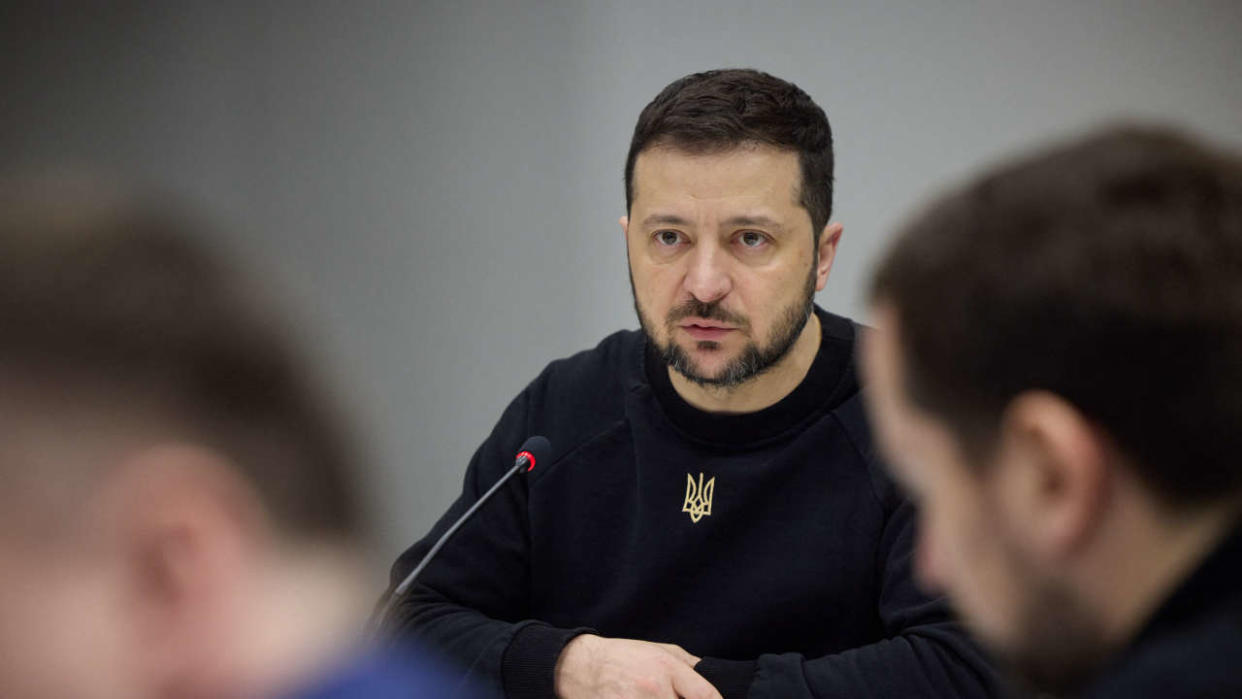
666 299 749 328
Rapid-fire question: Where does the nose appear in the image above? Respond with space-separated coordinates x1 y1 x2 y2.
682 240 732 304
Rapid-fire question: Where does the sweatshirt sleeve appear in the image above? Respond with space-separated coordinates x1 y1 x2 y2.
379 383 591 698
694 491 1000 699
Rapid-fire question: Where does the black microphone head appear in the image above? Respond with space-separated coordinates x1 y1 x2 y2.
515 435 552 472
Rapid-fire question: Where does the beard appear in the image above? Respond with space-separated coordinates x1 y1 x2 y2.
631 263 817 388
986 538 1115 697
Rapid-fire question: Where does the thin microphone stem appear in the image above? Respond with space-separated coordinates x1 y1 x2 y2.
373 458 526 633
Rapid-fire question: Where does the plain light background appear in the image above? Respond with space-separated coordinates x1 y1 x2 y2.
4 1 1241 583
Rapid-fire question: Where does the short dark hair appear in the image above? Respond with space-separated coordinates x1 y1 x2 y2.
625 68 834 238
870 126 1242 505
0 181 364 540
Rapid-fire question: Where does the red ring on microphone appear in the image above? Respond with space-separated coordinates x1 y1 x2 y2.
517 451 537 472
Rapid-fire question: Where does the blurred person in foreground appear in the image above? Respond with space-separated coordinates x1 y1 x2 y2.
384 68 996 699
0 180 466 698
861 126 1242 697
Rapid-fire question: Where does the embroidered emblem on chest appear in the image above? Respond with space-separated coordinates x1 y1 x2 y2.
682 472 716 523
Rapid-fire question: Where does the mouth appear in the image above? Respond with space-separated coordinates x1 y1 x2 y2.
679 321 737 341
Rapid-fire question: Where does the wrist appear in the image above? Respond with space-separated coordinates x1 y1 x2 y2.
553 633 600 698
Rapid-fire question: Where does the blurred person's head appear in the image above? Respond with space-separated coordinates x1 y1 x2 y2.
861 126 1242 694
0 178 372 699
621 69 842 390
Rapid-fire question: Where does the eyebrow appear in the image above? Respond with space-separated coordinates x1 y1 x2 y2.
641 213 692 228
640 213 785 230
723 215 783 231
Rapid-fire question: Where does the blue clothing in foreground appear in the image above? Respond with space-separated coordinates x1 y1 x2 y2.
287 644 481 699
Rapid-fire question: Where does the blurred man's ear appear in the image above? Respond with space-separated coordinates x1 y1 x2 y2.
994 392 1111 562
106 446 269 696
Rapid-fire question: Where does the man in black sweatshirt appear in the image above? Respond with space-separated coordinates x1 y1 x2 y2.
384 69 997 698
862 126 1242 697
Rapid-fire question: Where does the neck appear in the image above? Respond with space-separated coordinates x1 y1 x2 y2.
1080 486 1242 648
670 312 822 414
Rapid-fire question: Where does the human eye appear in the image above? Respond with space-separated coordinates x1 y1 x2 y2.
736 230 769 249
653 229 684 247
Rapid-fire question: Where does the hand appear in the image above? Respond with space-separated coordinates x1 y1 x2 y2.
554 634 722 699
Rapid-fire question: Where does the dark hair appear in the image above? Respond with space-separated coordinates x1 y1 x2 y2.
625 68 834 238
0 182 364 540
870 126 1242 505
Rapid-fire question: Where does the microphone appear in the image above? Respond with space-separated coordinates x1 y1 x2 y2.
374 435 552 633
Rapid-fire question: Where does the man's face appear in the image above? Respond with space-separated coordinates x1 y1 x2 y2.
0 467 142 699
0 399 162 699
860 307 1108 693
624 144 830 387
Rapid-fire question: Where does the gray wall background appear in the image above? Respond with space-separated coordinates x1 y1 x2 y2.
4 1 1241 582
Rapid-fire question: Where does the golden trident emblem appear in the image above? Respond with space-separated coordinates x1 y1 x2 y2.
682 472 716 523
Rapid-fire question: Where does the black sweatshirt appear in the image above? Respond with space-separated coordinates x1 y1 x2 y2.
386 308 998 698
1079 521 1242 698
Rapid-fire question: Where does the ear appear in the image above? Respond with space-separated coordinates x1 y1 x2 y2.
994 392 1111 561
109 445 269 694
814 222 844 291
619 215 630 241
